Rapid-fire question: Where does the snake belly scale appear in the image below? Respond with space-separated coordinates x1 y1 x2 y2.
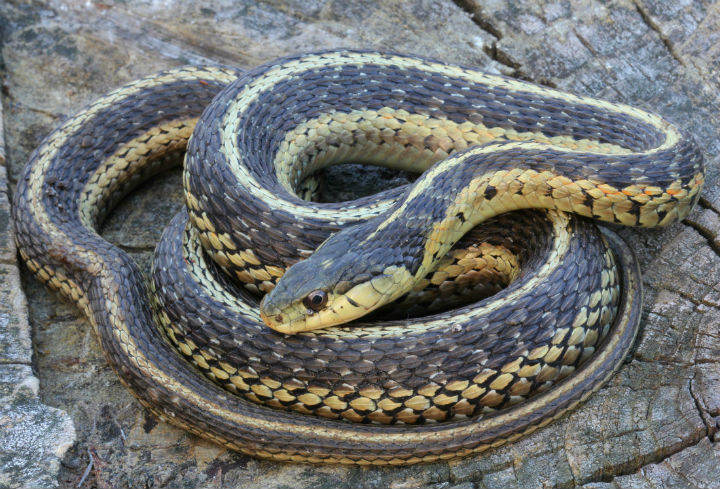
12 51 704 464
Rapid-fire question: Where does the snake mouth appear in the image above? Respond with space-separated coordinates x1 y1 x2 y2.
259 296 284 329
259 309 280 327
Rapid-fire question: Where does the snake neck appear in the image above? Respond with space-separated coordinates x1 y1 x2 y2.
260 137 703 334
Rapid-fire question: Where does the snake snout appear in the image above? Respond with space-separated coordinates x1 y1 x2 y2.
259 296 283 327
260 294 285 329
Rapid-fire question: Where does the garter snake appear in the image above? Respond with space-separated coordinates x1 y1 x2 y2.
12 51 704 464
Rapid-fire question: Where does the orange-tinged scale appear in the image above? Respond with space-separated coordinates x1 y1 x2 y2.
517 169 538 183
631 193 651 204
584 187 604 200
207 232 223 250
597 183 619 194
547 175 573 189
531 171 551 180
608 193 631 205
212 251 231 268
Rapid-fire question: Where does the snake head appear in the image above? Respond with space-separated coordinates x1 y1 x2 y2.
259 226 413 334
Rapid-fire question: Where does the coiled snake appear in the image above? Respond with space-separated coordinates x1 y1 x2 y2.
12 51 704 464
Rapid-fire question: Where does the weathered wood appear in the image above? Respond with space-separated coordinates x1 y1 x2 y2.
0 0 718 487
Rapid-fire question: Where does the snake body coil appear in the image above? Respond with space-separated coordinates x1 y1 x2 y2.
13 51 704 464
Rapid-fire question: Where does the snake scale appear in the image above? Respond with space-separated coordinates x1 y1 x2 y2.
12 51 704 464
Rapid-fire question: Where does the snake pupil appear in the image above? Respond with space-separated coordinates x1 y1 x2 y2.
303 290 328 311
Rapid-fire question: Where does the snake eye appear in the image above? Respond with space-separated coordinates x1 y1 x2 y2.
303 289 328 311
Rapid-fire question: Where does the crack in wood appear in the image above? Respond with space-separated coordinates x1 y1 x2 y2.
690 370 719 440
572 27 598 57
452 0 503 39
683 217 720 258
699 196 720 216
589 432 713 487
449 0 548 84
5 101 63 121
631 0 687 68
653 284 720 311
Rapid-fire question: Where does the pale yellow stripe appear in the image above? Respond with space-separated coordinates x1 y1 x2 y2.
220 52 680 220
